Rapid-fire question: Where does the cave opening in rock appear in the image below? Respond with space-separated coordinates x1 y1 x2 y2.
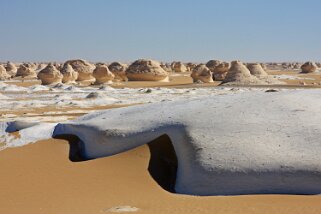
54 133 179 193
147 134 178 193
54 134 87 162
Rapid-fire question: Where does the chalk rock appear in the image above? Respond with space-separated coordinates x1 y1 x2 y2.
206 60 230 81
0 64 10 80
247 63 268 78
108 62 128 81
171 62 188 73
93 64 115 84
191 64 213 83
222 61 262 85
64 59 95 82
60 64 79 84
5 62 17 77
186 63 197 72
37 63 63 85
16 64 37 78
126 59 169 82
53 89 321 196
301 61 317 73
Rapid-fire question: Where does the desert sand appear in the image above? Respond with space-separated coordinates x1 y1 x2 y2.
0 139 321 214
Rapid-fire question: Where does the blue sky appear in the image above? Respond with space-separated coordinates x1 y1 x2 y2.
1 0 320 62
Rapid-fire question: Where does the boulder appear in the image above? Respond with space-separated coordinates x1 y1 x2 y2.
37 63 63 85
206 60 230 81
301 61 318 73
171 62 188 73
0 64 10 80
5 62 17 77
16 64 37 78
191 64 213 83
126 59 169 82
60 64 79 84
93 64 115 84
108 62 128 81
53 90 321 196
247 63 268 78
64 59 95 82
222 61 262 85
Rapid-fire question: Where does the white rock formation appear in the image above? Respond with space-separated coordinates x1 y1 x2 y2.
247 63 283 84
5 62 17 77
37 63 63 85
93 64 115 84
108 62 128 81
126 59 169 82
301 61 318 73
51 90 321 196
171 62 188 73
60 64 79 84
64 59 95 83
247 63 268 78
222 61 262 85
206 60 230 81
191 64 213 83
186 63 197 72
0 65 11 80
16 64 37 78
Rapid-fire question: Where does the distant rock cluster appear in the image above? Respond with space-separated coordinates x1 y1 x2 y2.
0 59 319 85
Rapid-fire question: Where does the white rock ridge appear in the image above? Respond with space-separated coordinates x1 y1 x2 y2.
51 89 321 196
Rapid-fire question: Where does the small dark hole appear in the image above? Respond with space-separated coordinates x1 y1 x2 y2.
147 134 178 193
54 134 88 162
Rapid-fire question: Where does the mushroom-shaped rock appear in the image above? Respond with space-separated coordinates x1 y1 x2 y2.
16 64 37 78
108 62 128 81
171 62 188 73
60 64 79 84
0 64 11 80
213 62 230 81
191 64 213 83
247 63 268 78
37 63 63 85
206 60 230 81
301 61 318 73
222 61 262 85
206 60 221 71
93 64 115 84
5 62 17 77
64 59 95 82
186 63 197 72
126 59 169 82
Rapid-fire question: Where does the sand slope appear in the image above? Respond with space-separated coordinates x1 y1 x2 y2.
0 139 321 214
